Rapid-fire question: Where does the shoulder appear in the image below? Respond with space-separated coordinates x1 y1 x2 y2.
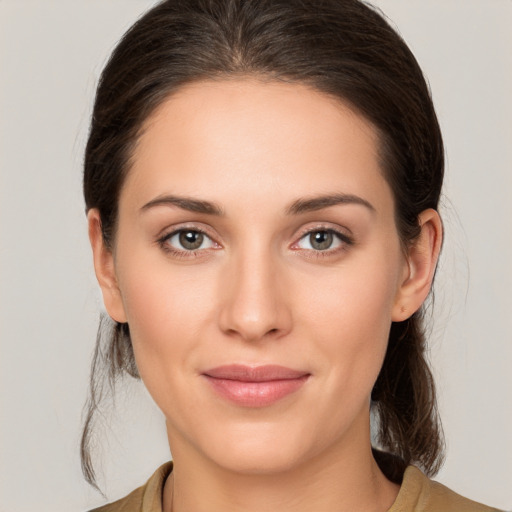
389 465 502 512
88 462 173 512
89 486 144 512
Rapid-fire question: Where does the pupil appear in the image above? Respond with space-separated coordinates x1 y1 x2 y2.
310 231 333 250
179 231 203 250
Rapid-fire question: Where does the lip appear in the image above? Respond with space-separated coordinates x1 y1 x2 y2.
202 365 310 407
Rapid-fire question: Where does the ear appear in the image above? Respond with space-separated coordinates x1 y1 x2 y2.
392 208 443 322
87 209 127 323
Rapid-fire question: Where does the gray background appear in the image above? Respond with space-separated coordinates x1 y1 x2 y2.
1 1 511 510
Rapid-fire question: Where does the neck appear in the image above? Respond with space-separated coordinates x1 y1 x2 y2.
163 421 399 512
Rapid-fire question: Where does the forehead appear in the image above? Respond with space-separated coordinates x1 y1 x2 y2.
123 79 392 214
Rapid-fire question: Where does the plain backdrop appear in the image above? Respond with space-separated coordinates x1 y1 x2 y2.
0 1 511 510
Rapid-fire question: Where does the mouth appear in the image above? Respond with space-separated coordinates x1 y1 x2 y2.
202 364 310 407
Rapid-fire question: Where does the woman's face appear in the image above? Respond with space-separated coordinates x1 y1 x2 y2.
94 80 418 474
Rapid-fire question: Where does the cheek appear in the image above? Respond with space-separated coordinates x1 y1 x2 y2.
296 251 401 384
114 247 218 384
302 254 399 329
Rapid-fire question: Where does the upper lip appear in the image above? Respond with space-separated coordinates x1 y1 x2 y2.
203 364 309 382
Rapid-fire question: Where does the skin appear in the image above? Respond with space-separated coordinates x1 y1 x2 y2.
89 79 442 512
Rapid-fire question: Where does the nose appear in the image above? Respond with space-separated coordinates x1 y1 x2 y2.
218 248 292 343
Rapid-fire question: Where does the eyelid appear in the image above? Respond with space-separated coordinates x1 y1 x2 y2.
154 222 353 257
156 222 219 242
156 223 222 255
166 230 215 250
292 223 353 243
290 224 354 253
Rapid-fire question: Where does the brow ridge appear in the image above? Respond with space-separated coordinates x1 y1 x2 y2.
140 195 224 215
286 193 375 215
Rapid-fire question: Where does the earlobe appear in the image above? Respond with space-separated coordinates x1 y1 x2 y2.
392 208 443 322
87 209 127 323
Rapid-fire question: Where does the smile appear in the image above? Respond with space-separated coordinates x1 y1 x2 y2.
202 365 310 407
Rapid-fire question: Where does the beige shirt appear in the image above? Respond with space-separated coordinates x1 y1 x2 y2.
90 462 501 512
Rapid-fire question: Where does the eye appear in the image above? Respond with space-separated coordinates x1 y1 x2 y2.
296 229 347 251
164 229 215 251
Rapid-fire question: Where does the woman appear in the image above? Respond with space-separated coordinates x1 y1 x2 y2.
82 0 500 510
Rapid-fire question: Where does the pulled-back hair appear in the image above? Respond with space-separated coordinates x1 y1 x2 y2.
82 0 444 490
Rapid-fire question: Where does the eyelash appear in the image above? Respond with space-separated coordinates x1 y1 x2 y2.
292 227 354 259
157 227 219 259
156 226 354 259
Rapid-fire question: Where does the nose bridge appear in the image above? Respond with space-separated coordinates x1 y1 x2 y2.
218 240 291 341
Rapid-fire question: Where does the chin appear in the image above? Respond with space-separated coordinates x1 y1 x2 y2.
187 418 332 476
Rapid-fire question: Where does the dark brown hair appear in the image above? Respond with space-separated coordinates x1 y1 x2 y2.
82 0 444 490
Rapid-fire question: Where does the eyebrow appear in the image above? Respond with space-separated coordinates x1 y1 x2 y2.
140 192 374 217
286 193 375 215
140 195 224 216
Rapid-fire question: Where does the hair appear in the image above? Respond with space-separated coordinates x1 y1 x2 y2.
82 0 445 490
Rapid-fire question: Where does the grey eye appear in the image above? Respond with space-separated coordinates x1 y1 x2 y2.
296 230 343 251
309 231 333 250
165 230 214 251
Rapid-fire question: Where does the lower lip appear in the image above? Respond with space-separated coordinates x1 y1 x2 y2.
204 375 309 407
